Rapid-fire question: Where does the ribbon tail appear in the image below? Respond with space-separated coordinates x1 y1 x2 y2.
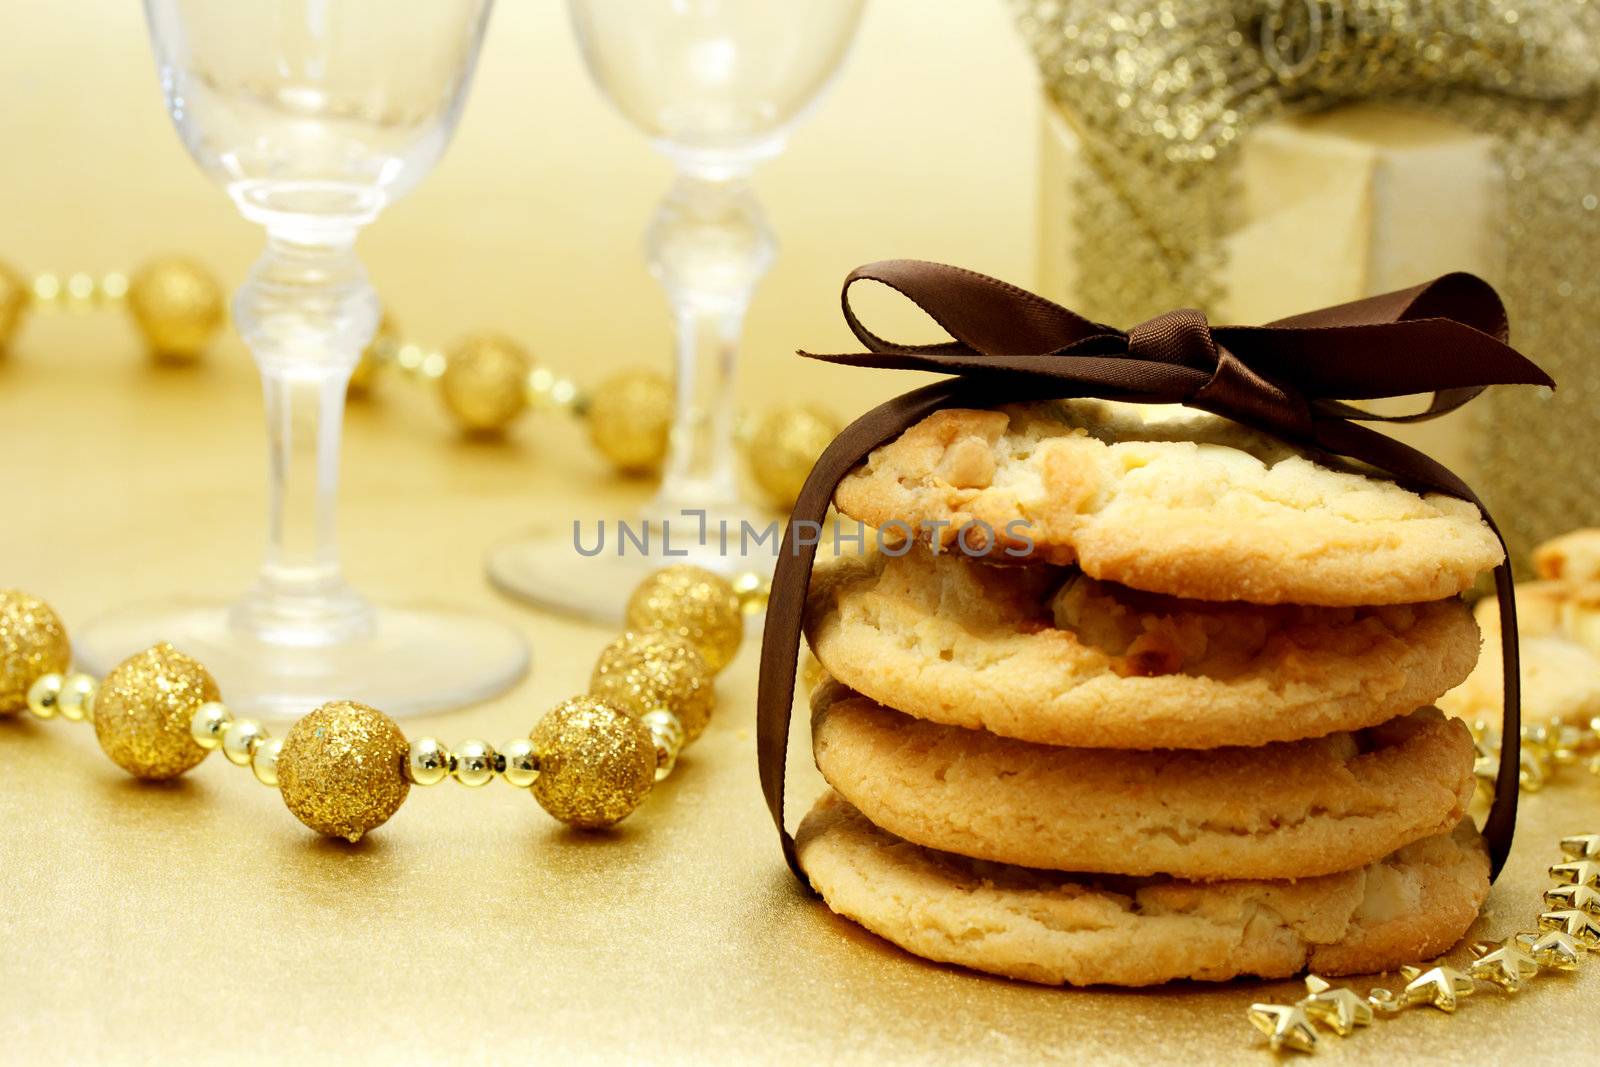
1313 418 1520 878
758 380 972 882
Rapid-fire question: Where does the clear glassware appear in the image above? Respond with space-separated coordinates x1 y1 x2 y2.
75 0 529 719
485 0 864 623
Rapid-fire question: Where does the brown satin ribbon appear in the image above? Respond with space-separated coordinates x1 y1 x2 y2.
758 260 1555 888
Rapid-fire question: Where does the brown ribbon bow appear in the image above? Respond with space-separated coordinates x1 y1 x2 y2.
758 259 1555 887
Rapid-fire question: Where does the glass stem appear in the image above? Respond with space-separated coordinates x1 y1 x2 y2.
230 229 380 645
645 172 775 524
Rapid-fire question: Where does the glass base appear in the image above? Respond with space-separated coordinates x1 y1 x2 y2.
486 515 777 626
74 600 530 721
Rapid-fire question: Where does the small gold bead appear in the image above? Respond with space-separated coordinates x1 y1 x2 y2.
732 572 769 615
222 719 267 766
624 564 743 672
0 590 71 715
32 272 61 307
56 672 97 722
640 709 686 782
500 738 540 787
189 701 233 750
93 643 218 779
585 369 673 473
590 630 714 742
746 404 841 510
348 310 398 396
439 334 531 433
26 673 63 719
125 256 226 363
406 737 451 786
530 697 656 828
252 737 283 787
0 260 28 350
451 739 497 788
276 701 411 842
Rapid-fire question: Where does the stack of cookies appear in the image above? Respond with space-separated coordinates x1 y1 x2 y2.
797 399 1501 987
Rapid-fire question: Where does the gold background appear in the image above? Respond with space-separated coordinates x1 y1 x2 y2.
2 3 1595 1063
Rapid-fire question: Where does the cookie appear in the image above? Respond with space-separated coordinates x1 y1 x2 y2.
805 544 1480 749
796 791 1490 987
1533 528 1600 582
832 399 1502 606
812 682 1476 880
1440 581 1600 727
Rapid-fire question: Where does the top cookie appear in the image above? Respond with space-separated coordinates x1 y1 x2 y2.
833 399 1502 606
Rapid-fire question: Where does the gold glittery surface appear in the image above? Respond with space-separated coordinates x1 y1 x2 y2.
589 630 714 742
624 564 743 673
91 642 216 779
438 334 530 433
529 697 656 828
0 590 69 715
276 701 411 842
1014 0 1600 559
747 405 841 510
585 369 673 474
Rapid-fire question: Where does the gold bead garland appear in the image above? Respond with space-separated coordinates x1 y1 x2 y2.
2 251 840 511
1248 832 1600 1054
0 568 759 840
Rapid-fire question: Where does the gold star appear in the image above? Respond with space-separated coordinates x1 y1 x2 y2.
1544 883 1600 913
1560 833 1600 860
1538 908 1600 948
1248 1002 1319 1053
1468 939 1540 991
1398 965 1477 1012
1550 859 1600 886
1296 975 1372 1035
1518 929 1588 970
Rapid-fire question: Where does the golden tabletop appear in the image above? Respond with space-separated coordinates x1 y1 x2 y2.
3 2 1598 1064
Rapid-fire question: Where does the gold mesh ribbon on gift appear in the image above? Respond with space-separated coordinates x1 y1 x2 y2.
1013 0 1600 557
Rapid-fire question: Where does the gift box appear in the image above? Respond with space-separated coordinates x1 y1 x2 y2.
1040 101 1501 475
1015 0 1600 563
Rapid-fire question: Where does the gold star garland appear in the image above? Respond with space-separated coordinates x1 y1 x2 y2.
1248 832 1600 1054
1469 717 1600 797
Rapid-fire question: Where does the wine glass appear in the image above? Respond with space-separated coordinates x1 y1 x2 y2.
76 0 529 718
485 0 865 623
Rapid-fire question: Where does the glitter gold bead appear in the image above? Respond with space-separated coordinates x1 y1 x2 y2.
529 697 656 828
0 259 28 351
640 708 686 781
252 737 283 787
406 737 451 786
451 739 497 787
222 719 267 767
125 256 225 363
276 701 410 842
56 672 97 722
624 564 743 673
0 590 71 715
26 673 63 719
586 369 673 473
589 630 714 742
747 404 840 510
92 643 218 779
189 701 233 750
348 310 397 396
500 738 540 787
438 334 530 433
